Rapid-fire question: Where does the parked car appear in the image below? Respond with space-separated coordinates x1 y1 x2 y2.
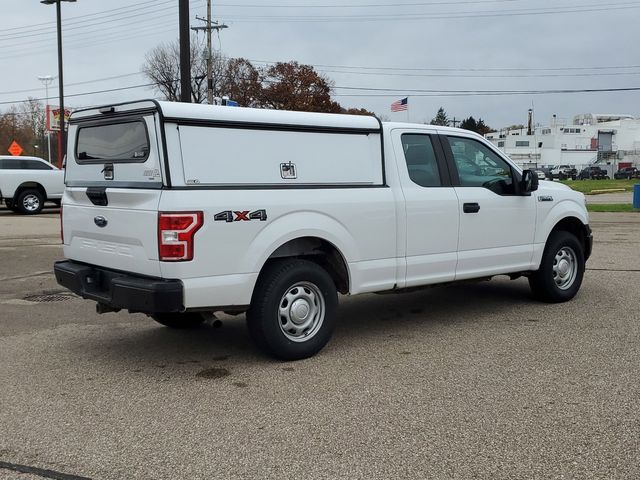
0 155 64 214
613 167 640 180
532 168 547 181
578 166 610 180
549 165 577 180
54 100 592 360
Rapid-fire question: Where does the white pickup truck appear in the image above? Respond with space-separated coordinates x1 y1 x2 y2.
54 100 592 360
0 155 64 214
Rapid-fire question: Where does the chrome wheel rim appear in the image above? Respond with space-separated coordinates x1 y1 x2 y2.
278 282 325 342
22 194 40 212
553 246 578 290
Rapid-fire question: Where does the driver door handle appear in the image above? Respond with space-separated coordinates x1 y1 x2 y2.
463 202 481 213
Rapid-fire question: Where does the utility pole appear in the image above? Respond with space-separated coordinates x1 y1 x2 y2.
192 1 228 104
179 0 191 102
449 117 460 128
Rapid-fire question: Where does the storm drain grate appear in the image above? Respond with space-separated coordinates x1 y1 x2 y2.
23 292 75 303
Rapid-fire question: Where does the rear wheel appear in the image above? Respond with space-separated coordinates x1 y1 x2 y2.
247 259 338 360
529 231 585 303
151 312 205 329
16 189 44 215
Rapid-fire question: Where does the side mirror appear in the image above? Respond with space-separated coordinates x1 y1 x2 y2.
521 169 539 195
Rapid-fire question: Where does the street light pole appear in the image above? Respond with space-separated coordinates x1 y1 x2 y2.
41 0 75 168
38 75 55 164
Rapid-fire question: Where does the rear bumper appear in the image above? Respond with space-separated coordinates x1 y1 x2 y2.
54 260 184 314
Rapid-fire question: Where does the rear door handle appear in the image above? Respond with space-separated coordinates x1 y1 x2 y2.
463 202 480 213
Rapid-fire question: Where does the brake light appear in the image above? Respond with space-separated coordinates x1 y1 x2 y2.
60 205 64 244
158 212 203 261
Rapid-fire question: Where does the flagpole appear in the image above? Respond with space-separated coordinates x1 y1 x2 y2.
406 96 410 123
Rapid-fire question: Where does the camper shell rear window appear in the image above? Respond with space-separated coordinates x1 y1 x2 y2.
75 118 150 164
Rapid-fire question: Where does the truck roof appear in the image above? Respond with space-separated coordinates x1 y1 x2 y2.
381 121 487 138
71 99 381 132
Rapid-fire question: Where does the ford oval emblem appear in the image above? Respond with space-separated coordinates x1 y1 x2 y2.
94 216 108 228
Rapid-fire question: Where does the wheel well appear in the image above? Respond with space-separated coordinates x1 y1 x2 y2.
550 216 591 260
15 182 46 199
265 237 350 294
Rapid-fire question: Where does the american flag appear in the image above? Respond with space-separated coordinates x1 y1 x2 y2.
390 97 408 112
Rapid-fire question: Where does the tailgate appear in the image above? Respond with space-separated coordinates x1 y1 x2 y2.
63 188 162 277
62 106 165 277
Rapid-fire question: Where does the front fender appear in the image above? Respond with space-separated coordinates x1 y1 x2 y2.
536 199 589 245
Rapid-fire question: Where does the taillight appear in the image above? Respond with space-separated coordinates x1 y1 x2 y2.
60 205 64 244
158 212 203 261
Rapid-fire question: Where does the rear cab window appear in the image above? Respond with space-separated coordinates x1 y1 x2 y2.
401 134 443 187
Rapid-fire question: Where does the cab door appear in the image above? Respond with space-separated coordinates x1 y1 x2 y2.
440 133 537 280
392 129 459 287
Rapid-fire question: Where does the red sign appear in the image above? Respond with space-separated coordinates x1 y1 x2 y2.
46 105 71 132
8 141 23 156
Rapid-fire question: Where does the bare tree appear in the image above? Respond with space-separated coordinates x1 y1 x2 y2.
143 36 227 103
0 99 49 158
222 58 262 107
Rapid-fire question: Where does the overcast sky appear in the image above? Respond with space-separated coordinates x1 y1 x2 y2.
1 0 639 128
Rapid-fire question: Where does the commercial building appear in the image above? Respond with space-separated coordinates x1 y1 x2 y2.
485 113 640 173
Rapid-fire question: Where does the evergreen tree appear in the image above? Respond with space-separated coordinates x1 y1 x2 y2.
460 116 478 132
430 107 449 126
476 118 494 136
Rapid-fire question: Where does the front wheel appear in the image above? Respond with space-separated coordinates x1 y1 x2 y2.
247 259 338 360
529 231 585 303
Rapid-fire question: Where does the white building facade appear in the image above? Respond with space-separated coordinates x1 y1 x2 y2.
485 113 640 172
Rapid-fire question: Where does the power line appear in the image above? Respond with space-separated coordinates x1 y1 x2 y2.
307 68 640 79
0 83 156 107
0 73 144 96
0 19 185 62
2 80 640 108
249 59 640 73
0 0 174 34
0 2 199 46
331 87 640 96
213 0 523 7
211 1 640 21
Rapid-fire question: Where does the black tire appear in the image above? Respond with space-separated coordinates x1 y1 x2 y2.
151 312 205 329
247 259 338 361
16 189 44 215
529 231 585 303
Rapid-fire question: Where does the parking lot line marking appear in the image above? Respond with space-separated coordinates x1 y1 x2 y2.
0 461 91 480
0 271 52 282
586 267 640 272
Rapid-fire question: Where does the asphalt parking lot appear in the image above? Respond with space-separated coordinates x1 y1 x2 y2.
0 207 639 480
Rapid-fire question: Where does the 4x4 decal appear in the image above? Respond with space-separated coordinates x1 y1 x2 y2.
214 209 268 223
